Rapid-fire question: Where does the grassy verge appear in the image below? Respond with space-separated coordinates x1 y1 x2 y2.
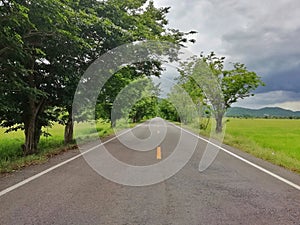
0 120 114 173
182 118 300 174
224 118 300 173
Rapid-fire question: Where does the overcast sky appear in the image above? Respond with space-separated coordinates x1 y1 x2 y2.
153 0 300 111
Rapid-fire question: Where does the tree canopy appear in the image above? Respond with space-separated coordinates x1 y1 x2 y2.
179 52 265 133
0 0 190 154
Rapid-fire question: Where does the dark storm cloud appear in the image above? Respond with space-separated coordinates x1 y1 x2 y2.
256 67 300 93
154 0 300 109
216 0 300 94
222 22 300 94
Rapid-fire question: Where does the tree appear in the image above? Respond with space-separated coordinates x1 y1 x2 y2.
167 84 198 125
180 52 265 133
0 0 193 154
59 0 192 142
179 75 211 129
0 0 86 154
128 80 160 123
96 62 163 127
158 99 179 122
107 77 159 126
91 0 192 128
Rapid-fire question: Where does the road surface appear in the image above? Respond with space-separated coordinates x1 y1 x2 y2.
0 118 300 225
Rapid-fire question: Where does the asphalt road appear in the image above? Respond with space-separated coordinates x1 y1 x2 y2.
0 118 300 225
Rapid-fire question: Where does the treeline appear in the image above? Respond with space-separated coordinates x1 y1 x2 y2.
0 0 192 155
158 53 264 133
228 115 300 119
226 107 300 119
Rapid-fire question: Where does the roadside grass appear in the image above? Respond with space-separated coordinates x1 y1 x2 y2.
191 118 300 174
224 118 300 173
0 120 114 173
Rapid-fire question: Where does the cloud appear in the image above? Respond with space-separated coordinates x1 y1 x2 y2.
233 91 300 111
153 0 300 109
271 101 300 111
151 65 180 98
256 66 300 93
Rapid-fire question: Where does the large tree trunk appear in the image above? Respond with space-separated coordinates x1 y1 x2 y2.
64 113 74 144
23 99 45 155
22 60 46 155
215 113 224 133
23 116 38 155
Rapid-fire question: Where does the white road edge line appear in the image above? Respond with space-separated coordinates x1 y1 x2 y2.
171 122 300 191
0 123 146 197
1 119 299 197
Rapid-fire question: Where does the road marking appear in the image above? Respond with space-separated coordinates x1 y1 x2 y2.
2 119 299 197
0 123 147 198
157 146 162 160
171 123 300 191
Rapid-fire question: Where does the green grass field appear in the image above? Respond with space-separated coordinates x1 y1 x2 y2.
184 118 300 173
0 120 114 173
223 118 300 173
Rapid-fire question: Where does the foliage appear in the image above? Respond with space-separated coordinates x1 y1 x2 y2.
129 81 160 122
167 85 198 125
0 0 83 154
179 52 265 133
0 0 191 154
105 77 160 126
96 64 162 125
158 99 179 122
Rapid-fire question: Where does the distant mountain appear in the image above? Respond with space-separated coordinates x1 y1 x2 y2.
226 107 300 118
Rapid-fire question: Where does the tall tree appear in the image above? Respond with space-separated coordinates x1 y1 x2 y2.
180 52 265 133
60 0 193 142
0 0 88 154
0 0 193 154
91 0 192 128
